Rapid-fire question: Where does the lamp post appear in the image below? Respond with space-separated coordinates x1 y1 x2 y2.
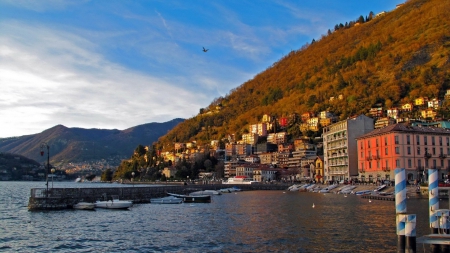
40 143 50 198
51 168 55 188
132 172 135 187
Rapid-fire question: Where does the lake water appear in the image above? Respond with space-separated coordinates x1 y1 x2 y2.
0 181 440 252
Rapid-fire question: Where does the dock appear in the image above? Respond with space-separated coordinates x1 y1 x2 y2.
361 194 395 201
27 183 287 210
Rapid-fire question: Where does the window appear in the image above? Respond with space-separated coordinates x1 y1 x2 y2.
439 137 442 146
368 140 371 148
432 147 436 155
395 147 400 154
376 139 379 147
417 147 421 155
360 143 363 150
424 136 428 145
369 161 372 169
408 159 412 168
406 135 410 145
417 135 420 145
432 136 435 145
418 159 422 167
407 147 411 155
433 159 437 169
377 160 380 168
376 150 380 157
441 159 444 167
385 148 388 155
395 136 399 144
396 159 400 167
361 152 363 158
385 137 388 146
447 137 449 147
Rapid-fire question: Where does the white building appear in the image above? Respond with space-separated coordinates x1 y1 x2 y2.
322 115 374 182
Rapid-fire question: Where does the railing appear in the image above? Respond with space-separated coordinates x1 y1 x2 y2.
424 152 432 159
382 167 390 172
439 153 447 159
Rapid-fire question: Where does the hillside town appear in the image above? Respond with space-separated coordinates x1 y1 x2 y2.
161 91 450 185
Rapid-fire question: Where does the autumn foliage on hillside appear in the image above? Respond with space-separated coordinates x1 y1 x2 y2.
157 0 450 151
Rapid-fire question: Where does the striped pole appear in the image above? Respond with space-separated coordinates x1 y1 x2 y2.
395 168 407 253
405 214 416 253
429 169 439 234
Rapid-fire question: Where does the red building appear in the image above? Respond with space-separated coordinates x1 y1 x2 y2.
356 124 450 183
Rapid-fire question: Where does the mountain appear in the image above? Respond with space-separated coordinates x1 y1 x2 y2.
155 0 450 150
0 118 184 164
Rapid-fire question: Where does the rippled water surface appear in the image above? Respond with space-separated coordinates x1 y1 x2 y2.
0 182 437 252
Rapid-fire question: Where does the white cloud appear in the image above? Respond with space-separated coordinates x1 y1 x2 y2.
0 21 208 137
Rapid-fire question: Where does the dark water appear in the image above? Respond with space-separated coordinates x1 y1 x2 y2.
0 182 439 252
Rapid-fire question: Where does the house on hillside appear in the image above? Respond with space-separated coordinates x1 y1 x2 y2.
387 108 400 119
401 103 414 112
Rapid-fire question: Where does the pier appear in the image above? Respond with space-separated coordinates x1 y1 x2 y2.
27 183 287 210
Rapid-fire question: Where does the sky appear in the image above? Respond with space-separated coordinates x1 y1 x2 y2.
0 0 404 138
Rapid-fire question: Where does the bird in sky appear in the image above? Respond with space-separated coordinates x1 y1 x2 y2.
202 47 209 52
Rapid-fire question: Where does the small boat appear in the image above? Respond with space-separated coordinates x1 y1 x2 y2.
354 190 372 196
319 184 338 193
150 196 183 204
167 193 211 203
75 177 81 183
219 186 242 193
374 184 387 192
190 190 222 195
73 202 95 210
95 195 133 209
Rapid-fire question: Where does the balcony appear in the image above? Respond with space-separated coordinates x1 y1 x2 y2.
439 153 447 159
424 152 432 159
366 156 373 161
382 167 390 172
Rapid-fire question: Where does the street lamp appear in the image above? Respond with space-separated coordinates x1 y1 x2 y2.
51 168 56 188
132 172 135 187
40 143 50 198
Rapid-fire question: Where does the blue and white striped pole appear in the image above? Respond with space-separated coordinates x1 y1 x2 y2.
405 214 416 253
429 169 439 234
395 168 407 253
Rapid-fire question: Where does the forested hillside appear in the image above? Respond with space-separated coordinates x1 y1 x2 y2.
156 0 450 151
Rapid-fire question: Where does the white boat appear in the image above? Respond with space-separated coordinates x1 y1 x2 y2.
95 195 133 209
287 184 302 191
223 176 258 184
354 190 372 196
190 190 222 195
73 202 95 210
339 186 357 194
374 184 387 192
75 177 81 183
150 196 183 204
219 186 242 193
319 184 338 193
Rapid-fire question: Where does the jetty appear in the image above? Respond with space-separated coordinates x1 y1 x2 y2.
27 183 287 210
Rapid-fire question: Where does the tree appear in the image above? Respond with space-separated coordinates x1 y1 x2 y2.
101 169 113 182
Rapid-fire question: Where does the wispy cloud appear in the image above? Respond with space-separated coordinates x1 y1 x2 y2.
0 21 207 136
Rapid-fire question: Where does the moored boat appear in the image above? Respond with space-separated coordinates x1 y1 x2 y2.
190 190 222 195
150 196 183 204
73 202 95 210
95 195 133 209
167 193 211 203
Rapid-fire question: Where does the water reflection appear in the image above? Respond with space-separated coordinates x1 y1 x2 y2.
0 182 442 252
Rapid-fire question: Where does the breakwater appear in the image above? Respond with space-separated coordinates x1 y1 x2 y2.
27 183 287 210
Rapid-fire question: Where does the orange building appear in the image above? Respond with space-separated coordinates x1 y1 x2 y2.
356 124 450 184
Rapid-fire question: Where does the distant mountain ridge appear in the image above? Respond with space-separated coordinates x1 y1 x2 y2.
0 118 184 164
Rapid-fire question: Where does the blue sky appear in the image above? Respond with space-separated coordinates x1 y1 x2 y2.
0 0 403 138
